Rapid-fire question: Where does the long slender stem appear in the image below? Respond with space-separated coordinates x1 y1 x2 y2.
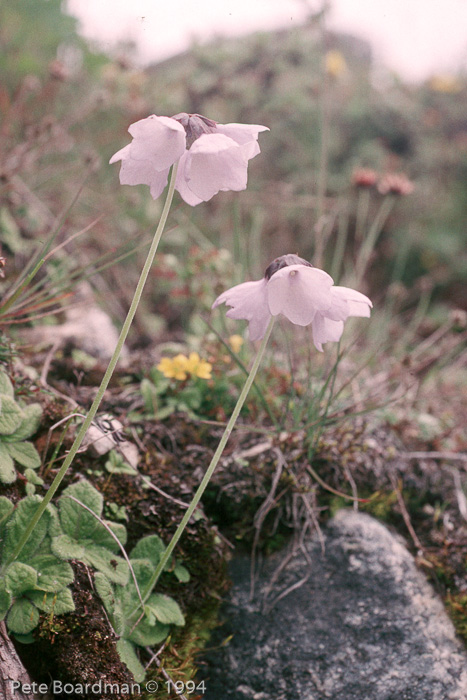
132 317 275 614
3 164 179 569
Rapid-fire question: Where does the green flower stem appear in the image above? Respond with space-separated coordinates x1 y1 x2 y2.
4 163 179 569
136 317 276 611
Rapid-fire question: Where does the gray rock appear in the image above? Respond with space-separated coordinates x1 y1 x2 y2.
201 510 467 700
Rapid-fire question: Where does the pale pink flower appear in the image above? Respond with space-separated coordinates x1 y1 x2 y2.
212 254 372 351
110 112 268 205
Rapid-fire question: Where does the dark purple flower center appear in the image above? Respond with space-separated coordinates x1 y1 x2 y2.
172 112 217 147
264 254 313 280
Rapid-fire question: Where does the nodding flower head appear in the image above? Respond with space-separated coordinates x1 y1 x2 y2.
110 112 269 206
172 113 218 146
212 254 372 351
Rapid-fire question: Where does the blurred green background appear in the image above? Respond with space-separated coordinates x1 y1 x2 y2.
1 0 466 340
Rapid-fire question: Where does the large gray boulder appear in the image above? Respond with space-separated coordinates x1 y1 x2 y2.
202 510 467 700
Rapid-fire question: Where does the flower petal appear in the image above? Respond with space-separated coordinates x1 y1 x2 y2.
175 152 204 205
184 133 249 201
109 144 131 165
127 115 186 171
312 314 345 352
212 278 270 341
332 286 373 317
266 265 334 325
114 148 170 196
215 123 269 160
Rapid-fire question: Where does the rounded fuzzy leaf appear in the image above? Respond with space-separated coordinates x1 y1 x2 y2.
127 614 170 648
130 535 165 568
5 562 37 596
13 633 36 644
5 441 41 469
174 563 190 583
29 555 74 592
0 372 14 397
0 442 16 483
46 504 62 538
7 598 39 634
24 468 44 485
90 520 128 552
7 403 42 441
116 639 146 683
93 572 116 613
0 395 23 435
27 588 75 615
0 587 12 619
59 481 103 541
118 559 153 615
3 495 49 563
51 534 85 560
81 543 129 586
146 593 185 626
0 495 14 528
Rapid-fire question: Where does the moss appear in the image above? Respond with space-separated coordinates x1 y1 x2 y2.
143 608 222 699
446 593 467 640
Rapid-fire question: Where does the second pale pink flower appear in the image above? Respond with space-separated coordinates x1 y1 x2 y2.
212 254 372 351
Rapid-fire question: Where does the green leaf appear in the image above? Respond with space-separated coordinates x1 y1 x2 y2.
0 395 23 435
81 544 129 586
29 555 74 592
27 588 75 615
58 481 103 541
51 534 85 560
127 614 170 648
104 450 136 475
93 572 116 613
46 504 62 538
0 442 16 483
117 559 153 614
24 468 44 485
0 495 14 529
130 535 166 568
3 495 49 563
0 372 14 397
4 441 41 469
88 520 127 552
6 403 42 441
116 639 146 683
7 598 40 634
94 572 124 635
0 587 12 619
145 593 184 626
174 563 190 583
13 633 35 644
5 562 38 596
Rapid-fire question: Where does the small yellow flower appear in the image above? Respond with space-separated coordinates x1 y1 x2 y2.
157 351 212 380
157 354 189 380
228 334 244 354
325 50 347 78
185 352 212 380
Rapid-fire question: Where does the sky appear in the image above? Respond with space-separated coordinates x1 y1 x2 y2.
66 0 467 82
